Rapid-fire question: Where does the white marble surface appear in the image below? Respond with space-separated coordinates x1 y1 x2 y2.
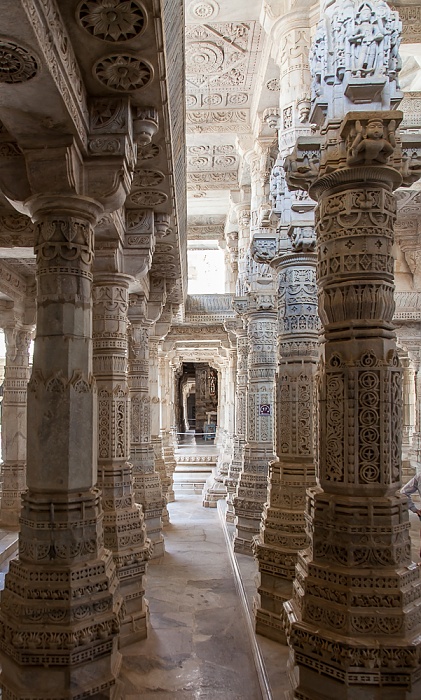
121 494 262 699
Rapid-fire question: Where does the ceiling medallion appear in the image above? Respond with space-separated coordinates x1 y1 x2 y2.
130 190 167 206
188 0 219 21
132 169 165 188
78 0 146 42
94 54 152 91
0 41 38 83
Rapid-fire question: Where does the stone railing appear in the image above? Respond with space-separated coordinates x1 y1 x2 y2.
184 294 235 322
394 291 421 319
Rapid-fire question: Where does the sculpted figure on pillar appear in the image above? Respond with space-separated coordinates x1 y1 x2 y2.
283 2 421 698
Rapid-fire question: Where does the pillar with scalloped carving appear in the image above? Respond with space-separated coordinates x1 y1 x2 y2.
128 299 165 558
283 1 421 697
0 327 32 526
93 272 153 646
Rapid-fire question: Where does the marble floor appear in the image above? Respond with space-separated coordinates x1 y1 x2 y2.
120 494 266 699
0 491 420 698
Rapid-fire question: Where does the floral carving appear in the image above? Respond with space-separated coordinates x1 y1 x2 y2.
132 169 165 188
78 0 146 41
129 190 167 206
138 142 160 160
0 41 38 83
94 54 152 91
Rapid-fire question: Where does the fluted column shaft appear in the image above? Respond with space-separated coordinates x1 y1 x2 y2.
128 315 165 557
0 327 31 526
93 273 152 645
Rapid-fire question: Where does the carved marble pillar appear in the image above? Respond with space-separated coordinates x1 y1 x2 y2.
225 319 248 523
400 355 416 464
0 201 124 699
0 326 31 526
93 273 152 645
224 201 251 521
253 246 318 642
128 302 165 558
159 353 176 503
283 109 421 700
233 296 277 554
413 357 421 467
149 335 170 524
202 356 230 508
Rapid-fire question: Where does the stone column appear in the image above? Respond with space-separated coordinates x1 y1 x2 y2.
128 299 165 558
149 334 170 524
225 318 248 522
283 2 421 694
233 295 277 554
93 272 152 645
413 356 421 467
224 200 251 522
253 238 318 642
202 355 230 508
0 199 123 698
159 352 176 503
401 355 416 465
0 326 31 526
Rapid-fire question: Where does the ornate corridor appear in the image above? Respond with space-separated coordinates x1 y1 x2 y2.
0 0 420 698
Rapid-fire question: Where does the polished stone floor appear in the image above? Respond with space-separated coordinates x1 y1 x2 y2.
120 494 265 699
0 490 420 698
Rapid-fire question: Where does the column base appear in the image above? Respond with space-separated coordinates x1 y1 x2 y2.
234 509 264 555
1 653 124 700
254 605 287 644
119 599 149 647
202 470 227 508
